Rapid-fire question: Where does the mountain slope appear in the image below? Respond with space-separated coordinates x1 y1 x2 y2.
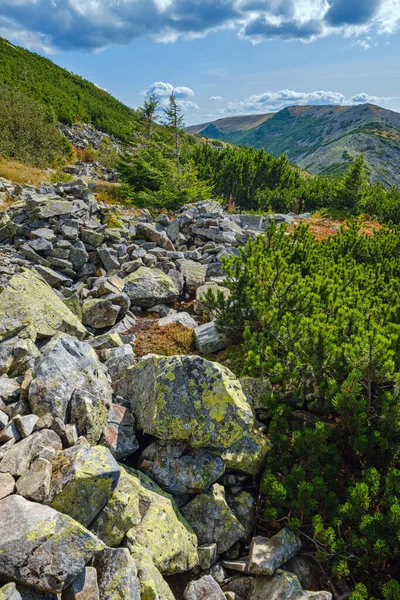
188 104 400 186
0 37 138 142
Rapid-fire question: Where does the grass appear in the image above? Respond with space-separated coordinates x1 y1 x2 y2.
0 156 50 186
134 321 196 357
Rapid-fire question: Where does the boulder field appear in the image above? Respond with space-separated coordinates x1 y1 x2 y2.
0 176 327 599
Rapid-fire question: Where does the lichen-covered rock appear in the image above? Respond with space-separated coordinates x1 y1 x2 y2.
49 445 121 528
16 457 52 503
139 440 225 494
82 298 121 329
122 469 198 574
0 495 104 593
221 427 271 476
123 267 179 307
250 570 332 600
183 575 225 600
62 567 99 600
0 583 20 600
0 270 86 342
248 531 301 576
116 355 255 452
180 484 245 554
29 335 111 444
93 547 140 600
227 491 255 541
0 429 62 477
128 546 175 600
100 403 138 460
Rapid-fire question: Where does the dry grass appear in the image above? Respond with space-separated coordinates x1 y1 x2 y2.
94 182 122 205
288 216 381 241
132 321 196 357
0 156 50 187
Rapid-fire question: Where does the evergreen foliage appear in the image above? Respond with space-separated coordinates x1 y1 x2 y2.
0 37 138 141
205 222 400 598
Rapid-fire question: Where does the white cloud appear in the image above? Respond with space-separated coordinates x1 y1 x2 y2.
210 96 224 101
144 81 199 110
1 0 399 53
215 88 395 116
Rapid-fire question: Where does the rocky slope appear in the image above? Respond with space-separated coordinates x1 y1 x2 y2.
188 104 400 186
0 176 331 599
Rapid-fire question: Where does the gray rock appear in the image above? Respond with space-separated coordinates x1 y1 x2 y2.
93 547 140 600
184 575 225 600
34 266 73 288
227 492 255 540
124 267 179 307
135 223 175 252
0 429 62 477
62 567 99 600
49 445 121 528
100 403 138 459
0 472 15 499
13 414 39 438
0 583 21 600
29 335 111 445
179 260 207 293
82 298 121 329
105 344 136 381
181 484 246 554
139 440 225 494
0 495 104 593
81 229 104 247
250 570 332 600
16 457 52 502
158 312 197 329
198 544 218 570
248 530 301 576
195 322 227 354
98 248 120 272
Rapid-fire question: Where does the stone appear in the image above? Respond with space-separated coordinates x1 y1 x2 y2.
115 355 255 452
240 215 263 230
179 260 207 293
0 375 20 404
195 322 227 354
128 545 175 600
0 472 15 499
227 492 255 540
198 545 218 570
158 312 197 329
16 457 52 502
0 270 86 342
135 223 175 252
0 422 20 445
0 495 104 593
124 267 179 308
0 583 21 600
181 484 245 554
222 577 254 600
82 298 121 329
100 403 138 459
97 248 120 271
81 229 104 247
105 344 136 381
221 427 271 476
93 547 140 600
248 530 302 576
13 414 39 438
62 567 99 600
139 440 225 494
33 198 76 219
194 283 230 315
49 445 121 528
0 429 62 477
29 335 111 445
250 570 332 600
184 576 225 600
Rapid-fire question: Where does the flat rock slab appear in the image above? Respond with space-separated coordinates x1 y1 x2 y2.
195 322 227 354
248 530 301 575
0 495 104 593
124 267 179 307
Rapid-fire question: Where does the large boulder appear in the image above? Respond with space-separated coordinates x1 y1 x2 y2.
248 530 301 576
29 335 112 445
0 270 87 342
123 267 179 307
128 546 175 600
93 547 140 600
49 445 121 528
0 429 62 477
181 484 245 554
250 570 332 600
0 495 104 593
139 440 225 495
91 467 198 575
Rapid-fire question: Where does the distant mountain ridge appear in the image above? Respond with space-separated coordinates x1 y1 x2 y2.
188 104 400 186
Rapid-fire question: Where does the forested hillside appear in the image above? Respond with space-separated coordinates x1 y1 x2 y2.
188 104 400 187
0 37 138 142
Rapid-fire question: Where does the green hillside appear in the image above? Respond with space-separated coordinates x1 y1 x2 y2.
0 37 138 142
188 104 400 187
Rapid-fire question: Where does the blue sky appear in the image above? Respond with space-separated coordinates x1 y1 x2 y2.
1 0 400 125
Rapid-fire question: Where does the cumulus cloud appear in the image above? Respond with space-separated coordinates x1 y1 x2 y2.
144 81 199 110
1 0 400 52
210 96 224 101
216 88 394 115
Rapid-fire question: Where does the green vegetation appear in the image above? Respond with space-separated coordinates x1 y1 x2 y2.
0 87 73 167
205 222 400 598
0 37 138 141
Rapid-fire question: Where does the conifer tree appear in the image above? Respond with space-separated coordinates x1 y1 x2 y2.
138 93 159 140
342 154 368 209
163 92 184 176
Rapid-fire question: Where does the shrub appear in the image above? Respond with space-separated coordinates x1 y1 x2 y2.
205 222 400 596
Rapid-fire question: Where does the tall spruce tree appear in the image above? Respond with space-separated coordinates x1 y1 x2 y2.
163 92 184 176
139 93 159 140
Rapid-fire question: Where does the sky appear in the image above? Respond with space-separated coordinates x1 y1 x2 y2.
1 0 400 125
